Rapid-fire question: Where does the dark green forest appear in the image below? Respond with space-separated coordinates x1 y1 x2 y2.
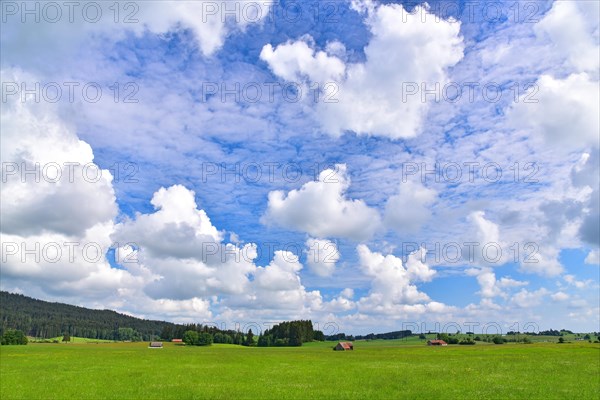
0 292 324 346
0 291 173 340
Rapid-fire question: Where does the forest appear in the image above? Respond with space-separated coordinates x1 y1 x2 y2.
0 292 324 346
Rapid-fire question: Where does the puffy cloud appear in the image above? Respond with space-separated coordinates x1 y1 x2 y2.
1 71 117 238
260 37 346 83
0 74 131 299
551 292 570 302
563 275 593 289
114 185 221 260
355 245 437 314
585 249 599 265
111 185 257 300
1 0 273 71
260 3 464 139
510 288 549 308
534 1 600 74
508 73 600 151
305 238 340 277
384 181 436 234
262 164 381 241
467 268 528 299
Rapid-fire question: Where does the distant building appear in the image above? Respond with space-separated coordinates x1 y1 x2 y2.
427 340 447 346
334 342 354 351
149 342 163 348
171 339 183 343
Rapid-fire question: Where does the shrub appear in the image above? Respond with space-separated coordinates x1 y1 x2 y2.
492 336 505 344
183 330 199 345
197 332 213 346
1 330 28 345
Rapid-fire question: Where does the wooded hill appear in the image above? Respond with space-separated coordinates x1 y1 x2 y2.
0 291 173 340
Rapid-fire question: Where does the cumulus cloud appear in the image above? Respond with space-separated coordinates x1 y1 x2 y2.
0 73 134 299
262 164 381 241
508 73 600 151
260 2 464 139
534 1 600 74
305 238 340 277
1 71 117 238
355 245 437 315
111 185 258 300
510 288 549 308
467 268 528 299
585 249 599 265
384 180 436 234
1 0 273 71
551 292 569 302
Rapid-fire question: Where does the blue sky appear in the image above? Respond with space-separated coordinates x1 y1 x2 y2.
1 0 599 334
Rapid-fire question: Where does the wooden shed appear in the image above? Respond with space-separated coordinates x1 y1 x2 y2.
427 340 447 346
334 342 354 351
148 342 163 348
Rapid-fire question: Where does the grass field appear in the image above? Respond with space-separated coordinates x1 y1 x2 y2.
1 340 599 399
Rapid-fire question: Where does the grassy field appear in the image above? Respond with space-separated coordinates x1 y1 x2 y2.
1 340 599 399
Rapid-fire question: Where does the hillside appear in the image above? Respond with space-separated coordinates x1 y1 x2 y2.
0 291 173 340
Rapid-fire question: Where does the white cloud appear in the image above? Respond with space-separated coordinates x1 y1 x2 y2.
355 245 437 314
384 181 436 234
260 3 464 139
1 0 273 71
111 185 257 300
262 164 381 241
508 73 600 151
467 267 528 299
564 274 593 289
585 249 600 265
534 1 600 74
305 238 340 277
511 288 549 308
551 292 569 302
0 70 117 238
260 37 346 83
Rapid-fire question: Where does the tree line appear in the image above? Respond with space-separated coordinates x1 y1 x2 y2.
0 291 172 341
258 320 324 347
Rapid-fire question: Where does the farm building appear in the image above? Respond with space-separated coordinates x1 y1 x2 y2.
171 339 183 343
334 342 354 351
427 340 447 346
148 342 163 348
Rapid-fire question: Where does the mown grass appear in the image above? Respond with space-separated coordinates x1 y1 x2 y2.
1 341 598 399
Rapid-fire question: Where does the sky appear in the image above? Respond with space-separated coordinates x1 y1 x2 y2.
1 0 599 335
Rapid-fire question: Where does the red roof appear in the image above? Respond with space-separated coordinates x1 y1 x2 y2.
172 339 183 342
338 342 353 349
428 340 447 345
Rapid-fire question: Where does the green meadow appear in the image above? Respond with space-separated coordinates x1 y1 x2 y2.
1 340 598 399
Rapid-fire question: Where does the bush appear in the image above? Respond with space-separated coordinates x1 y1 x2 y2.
197 332 213 346
1 329 28 345
183 330 199 345
459 338 476 345
492 336 505 344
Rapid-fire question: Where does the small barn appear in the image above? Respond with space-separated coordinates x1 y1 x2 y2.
427 340 447 346
148 342 163 348
171 339 183 343
334 342 354 351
